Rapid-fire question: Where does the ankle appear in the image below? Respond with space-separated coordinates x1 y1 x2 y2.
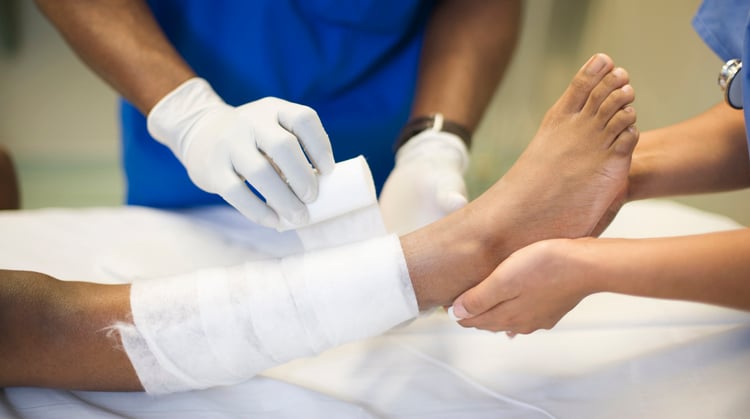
402 204 510 310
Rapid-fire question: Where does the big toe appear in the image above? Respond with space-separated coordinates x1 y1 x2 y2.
556 53 615 113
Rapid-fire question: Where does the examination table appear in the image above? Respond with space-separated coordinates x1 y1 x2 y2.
1 200 748 418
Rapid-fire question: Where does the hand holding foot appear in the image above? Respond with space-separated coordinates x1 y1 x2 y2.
450 238 593 334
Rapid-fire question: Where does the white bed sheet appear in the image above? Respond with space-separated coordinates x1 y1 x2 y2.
0 200 748 418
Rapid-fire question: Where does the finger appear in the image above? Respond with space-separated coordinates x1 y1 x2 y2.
462 297 544 335
435 174 468 213
450 264 521 321
278 103 335 174
219 177 279 228
255 124 319 203
457 301 517 333
231 147 309 226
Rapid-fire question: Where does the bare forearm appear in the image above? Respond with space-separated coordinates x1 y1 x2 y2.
0 145 19 210
583 230 750 310
410 0 521 132
0 270 141 390
35 0 194 114
629 102 750 201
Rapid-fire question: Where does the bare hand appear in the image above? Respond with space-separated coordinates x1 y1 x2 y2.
450 239 594 335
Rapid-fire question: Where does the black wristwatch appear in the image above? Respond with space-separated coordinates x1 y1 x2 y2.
394 113 472 152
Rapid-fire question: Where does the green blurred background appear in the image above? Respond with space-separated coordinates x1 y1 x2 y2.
1 0 748 225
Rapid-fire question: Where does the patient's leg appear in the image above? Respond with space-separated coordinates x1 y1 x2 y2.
117 54 638 393
406 53 638 308
0 54 638 393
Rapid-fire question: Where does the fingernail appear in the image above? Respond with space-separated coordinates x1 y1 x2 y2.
585 54 607 75
450 301 470 320
447 306 459 321
506 331 516 339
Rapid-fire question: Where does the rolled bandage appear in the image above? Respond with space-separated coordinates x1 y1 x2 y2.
118 234 417 394
276 156 377 232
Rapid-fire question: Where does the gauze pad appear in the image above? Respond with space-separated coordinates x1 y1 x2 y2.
119 235 417 394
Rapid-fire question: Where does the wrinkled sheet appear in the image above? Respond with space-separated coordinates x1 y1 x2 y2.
1 200 748 418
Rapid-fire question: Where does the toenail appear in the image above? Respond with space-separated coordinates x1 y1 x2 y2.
621 85 633 94
586 54 607 75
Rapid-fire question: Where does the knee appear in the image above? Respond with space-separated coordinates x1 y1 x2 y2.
0 145 20 210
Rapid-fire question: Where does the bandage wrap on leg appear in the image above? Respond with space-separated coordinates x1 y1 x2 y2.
116 156 418 394
119 234 417 394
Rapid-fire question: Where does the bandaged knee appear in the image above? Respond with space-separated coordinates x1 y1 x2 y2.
116 157 419 394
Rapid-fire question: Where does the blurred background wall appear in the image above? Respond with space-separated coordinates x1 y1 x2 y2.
1 0 749 225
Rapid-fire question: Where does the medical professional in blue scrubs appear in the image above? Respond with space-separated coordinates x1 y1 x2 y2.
34 0 521 233
450 0 750 336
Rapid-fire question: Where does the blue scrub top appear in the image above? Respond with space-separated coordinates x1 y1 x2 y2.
693 0 750 155
121 0 433 208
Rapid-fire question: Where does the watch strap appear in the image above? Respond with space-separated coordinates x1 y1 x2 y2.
394 113 472 151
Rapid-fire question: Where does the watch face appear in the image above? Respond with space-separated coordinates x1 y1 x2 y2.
719 59 743 109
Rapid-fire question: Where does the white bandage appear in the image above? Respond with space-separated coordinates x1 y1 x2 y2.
276 156 377 232
120 235 417 394
116 156 419 394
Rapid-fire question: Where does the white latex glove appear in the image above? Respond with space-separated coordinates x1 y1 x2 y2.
147 78 335 229
379 130 469 235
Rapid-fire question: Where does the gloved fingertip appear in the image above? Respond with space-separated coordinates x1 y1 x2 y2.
261 213 280 229
317 158 335 175
301 186 318 203
288 208 310 226
439 192 468 213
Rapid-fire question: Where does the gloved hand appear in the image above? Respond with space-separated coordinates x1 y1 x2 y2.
379 130 469 235
147 78 335 229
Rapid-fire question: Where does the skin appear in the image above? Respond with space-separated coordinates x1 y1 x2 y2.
0 53 637 391
0 145 20 210
453 103 750 335
33 0 194 115
410 0 522 133
34 0 519 230
34 0 521 134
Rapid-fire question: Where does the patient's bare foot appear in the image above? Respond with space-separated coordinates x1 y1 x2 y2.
487 52 638 242
404 53 639 309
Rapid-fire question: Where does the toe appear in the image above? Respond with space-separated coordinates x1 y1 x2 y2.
611 124 639 156
605 105 637 143
557 53 615 112
583 68 630 117
598 84 635 126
